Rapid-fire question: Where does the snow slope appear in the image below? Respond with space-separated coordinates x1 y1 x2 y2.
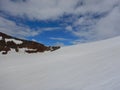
0 36 2 40
0 36 120 90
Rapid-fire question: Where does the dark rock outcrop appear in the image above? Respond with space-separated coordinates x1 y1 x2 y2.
0 32 60 54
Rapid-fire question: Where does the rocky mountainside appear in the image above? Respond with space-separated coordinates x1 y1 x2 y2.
0 32 60 54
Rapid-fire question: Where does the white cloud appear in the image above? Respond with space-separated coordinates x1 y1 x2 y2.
94 7 120 40
0 16 41 38
41 27 61 31
75 6 120 41
71 39 87 45
50 37 70 41
66 0 120 43
54 42 65 46
0 0 120 44
32 39 37 42
66 26 73 31
74 0 119 15
1 0 119 20
0 16 61 39
0 0 79 20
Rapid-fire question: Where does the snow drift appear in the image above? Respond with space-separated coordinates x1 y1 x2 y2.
0 36 120 90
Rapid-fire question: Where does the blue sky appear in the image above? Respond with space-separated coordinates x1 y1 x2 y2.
0 0 120 46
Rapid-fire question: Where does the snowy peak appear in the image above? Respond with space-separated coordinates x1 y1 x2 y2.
0 32 60 54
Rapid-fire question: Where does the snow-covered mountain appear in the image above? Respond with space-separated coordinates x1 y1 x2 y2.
0 32 60 54
0 36 120 90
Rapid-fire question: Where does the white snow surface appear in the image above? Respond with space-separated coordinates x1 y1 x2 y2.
0 36 120 90
5 39 23 44
0 36 2 40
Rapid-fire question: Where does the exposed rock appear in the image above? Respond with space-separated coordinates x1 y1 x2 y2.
48 46 61 51
0 32 60 54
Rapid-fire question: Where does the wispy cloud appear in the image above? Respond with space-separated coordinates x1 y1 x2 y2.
0 16 41 38
41 27 61 31
1 0 119 20
0 16 62 39
0 0 120 44
64 0 120 43
54 42 65 46
50 37 70 41
66 5 120 42
94 7 120 40
0 0 79 20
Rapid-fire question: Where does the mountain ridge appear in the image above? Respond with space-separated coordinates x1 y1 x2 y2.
0 32 60 54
